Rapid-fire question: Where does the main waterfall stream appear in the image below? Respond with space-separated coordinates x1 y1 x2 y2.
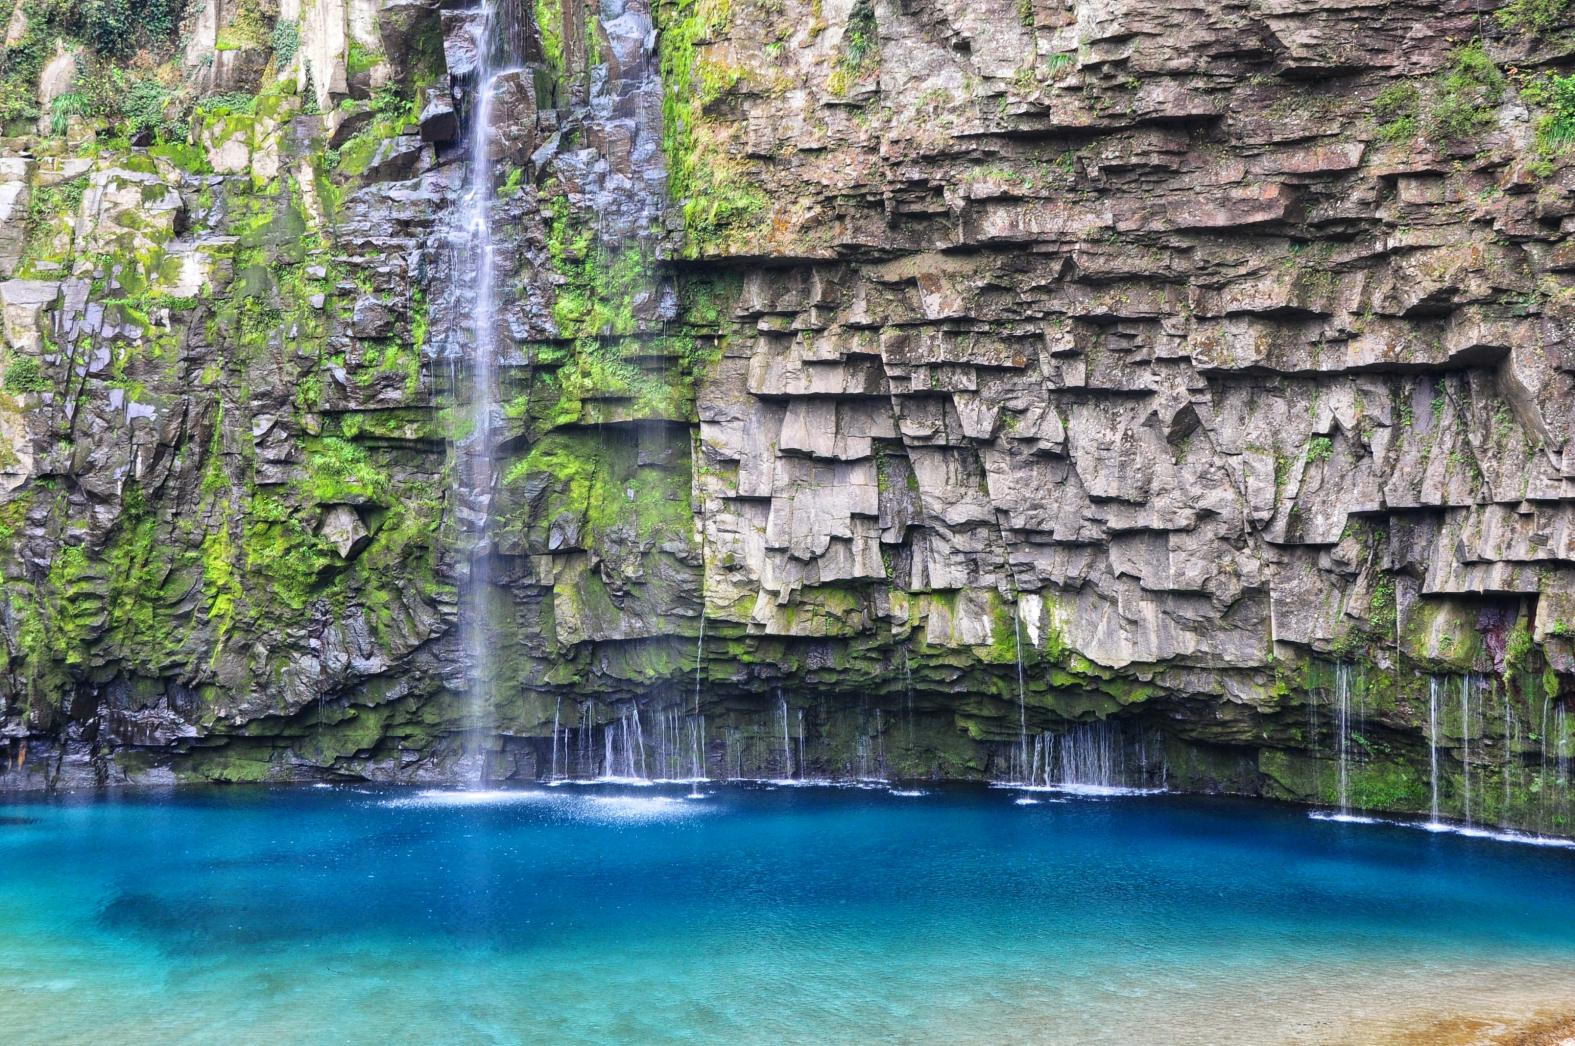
4 785 1575 1044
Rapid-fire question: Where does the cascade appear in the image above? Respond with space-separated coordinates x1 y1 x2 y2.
448 0 526 781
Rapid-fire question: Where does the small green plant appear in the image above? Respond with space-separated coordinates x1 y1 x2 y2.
3 357 50 394
1506 621 1535 675
195 92 258 119
1498 0 1572 34
1307 435 1334 464
1369 574 1397 636
843 0 879 73
1373 81 1420 141
347 41 384 76
120 76 177 140
1427 40 1503 142
271 21 301 65
1528 73 1575 155
49 90 93 135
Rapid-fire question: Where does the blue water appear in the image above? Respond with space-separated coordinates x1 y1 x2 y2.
2 784 1575 1044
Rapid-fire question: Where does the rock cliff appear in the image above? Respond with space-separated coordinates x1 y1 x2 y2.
0 0 1573 831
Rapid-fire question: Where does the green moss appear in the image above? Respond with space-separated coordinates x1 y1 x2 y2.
1498 0 1572 33
303 437 391 505
654 0 766 256
41 544 99 667
503 429 692 551
1348 758 1427 812
200 521 241 641
330 84 418 179
1505 620 1534 676
244 495 335 611
346 41 384 75
536 0 564 74
1369 573 1396 637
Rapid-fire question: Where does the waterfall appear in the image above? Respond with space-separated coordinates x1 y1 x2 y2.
448 0 524 781
1428 676 1441 824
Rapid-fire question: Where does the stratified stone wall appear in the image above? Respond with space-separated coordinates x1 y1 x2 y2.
0 0 1571 832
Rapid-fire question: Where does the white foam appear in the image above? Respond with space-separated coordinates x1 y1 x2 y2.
384 789 556 809
588 776 657 788
996 783 1167 798
1308 811 1383 825
888 789 927 797
1416 820 1575 850
1308 811 1575 850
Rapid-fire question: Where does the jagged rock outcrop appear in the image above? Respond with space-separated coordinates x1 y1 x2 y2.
0 0 1572 832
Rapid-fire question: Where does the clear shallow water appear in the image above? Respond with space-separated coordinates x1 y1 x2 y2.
2 786 1575 1045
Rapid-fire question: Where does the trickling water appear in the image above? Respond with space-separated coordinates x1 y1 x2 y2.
690 714 706 783
1502 678 1516 821
1428 676 1442 824
1334 664 1353 815
1013 607 1028 780
693 613 705 716
551 695 562 781
901 647 914 744
1046 721 1133 792
779 694 793 781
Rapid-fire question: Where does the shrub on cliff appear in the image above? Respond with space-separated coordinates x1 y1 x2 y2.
3 357 50 394
1427 40 1503 141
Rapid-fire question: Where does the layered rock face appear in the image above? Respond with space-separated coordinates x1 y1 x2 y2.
0 0 1572 830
